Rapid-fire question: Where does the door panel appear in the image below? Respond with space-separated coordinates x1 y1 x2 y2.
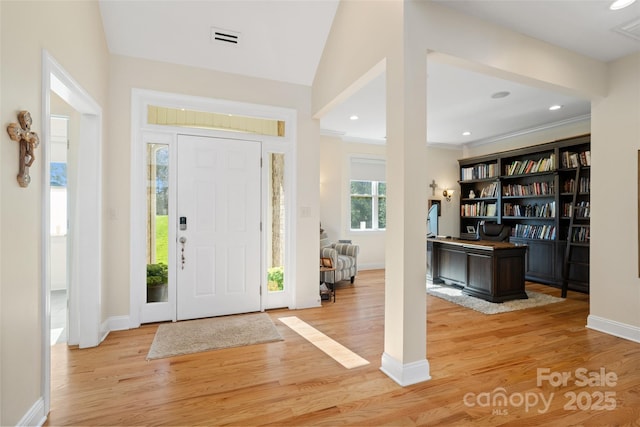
177 135 261 320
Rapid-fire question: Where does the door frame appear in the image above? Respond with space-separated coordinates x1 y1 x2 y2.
129 89 297 327
41 50 103 414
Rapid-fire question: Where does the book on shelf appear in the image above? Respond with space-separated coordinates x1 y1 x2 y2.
504 154 555 176
512 224 556 240
461 163 498 180
479 182 498 198
461 201 496 217
563 178 575 193
575 201 590 218
570 226 590 242
562 202 573 217
579 177 590 193
503 181 554 196
503 201 555 218
561 150 591 168
562 177 589 193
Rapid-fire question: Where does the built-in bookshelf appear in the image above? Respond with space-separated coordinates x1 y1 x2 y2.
458 134 590 293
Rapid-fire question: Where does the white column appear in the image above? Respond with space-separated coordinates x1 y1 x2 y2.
380 1 430 386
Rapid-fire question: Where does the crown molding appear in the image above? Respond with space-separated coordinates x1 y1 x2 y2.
464 114 591 148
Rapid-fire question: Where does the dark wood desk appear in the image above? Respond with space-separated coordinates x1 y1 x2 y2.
427 237 528 303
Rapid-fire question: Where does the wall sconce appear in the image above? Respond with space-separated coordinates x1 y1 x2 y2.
443 189 454 202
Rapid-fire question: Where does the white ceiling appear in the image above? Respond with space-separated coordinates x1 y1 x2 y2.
99 0 339 86
99 0 640 147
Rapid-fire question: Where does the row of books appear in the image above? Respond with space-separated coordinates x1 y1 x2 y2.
570 226 590 243
562 178 575 193
574 201 590 218
503 201 555 218
478 182 499 198
503 181 554 197
461 202 497 217
504 154 555 176
511 224 557 240
561 177 590 194
561 150 591 168
579 177 590 193
461 163 498 180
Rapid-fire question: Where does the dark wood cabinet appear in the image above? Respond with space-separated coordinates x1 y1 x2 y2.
458 135 590 293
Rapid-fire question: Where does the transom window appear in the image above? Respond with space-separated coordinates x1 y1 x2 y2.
147 105 285 137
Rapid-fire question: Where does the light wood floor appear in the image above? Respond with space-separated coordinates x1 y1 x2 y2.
47 270 640 426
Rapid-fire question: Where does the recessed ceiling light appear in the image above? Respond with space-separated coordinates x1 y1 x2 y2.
462 131 472 136
491 91 511 99
349 115 359 121
610 0 636 10
549 105 563 111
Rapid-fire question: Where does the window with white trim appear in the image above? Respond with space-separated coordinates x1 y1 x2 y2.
350 158 386 231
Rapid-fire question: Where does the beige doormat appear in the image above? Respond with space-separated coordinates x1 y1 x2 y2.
147 312 283 360
427 282 564 315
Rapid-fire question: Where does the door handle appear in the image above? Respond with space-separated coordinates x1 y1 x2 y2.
179 236 187 269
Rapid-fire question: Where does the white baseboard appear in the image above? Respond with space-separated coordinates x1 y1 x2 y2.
587 315 640 343
380 352 431 386
100 315 130 343
17 397 46 427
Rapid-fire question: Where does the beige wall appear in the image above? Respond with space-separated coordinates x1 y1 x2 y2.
318 138 462 271
591 53 640 329
320 136 387 269
0 1 109 425
425 146 462 237
107 55 321 315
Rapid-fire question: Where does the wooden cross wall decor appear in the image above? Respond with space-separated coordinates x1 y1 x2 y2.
7 110 40 188
429 179 438 196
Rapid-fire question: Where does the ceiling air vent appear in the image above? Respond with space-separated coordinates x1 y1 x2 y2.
612 17 640 42
211 27 241 47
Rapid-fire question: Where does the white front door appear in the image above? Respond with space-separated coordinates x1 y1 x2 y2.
176 134 262 320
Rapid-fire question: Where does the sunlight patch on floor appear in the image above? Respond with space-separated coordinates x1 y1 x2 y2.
278 316 369 369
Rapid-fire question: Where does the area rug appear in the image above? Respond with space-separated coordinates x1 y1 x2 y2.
427 282 564 315
147 312 283 360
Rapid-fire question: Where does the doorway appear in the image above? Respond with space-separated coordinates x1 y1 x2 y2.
131 90 297 327
175 135 262 320
49 115 69 345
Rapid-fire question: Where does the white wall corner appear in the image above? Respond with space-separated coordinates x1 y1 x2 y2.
380 352 431 387
100 315 131 343
17 397 46 427
586 315 640 344
295 296 323 310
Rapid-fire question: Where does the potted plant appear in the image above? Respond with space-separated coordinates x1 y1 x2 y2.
147 263 168 302
267 266 284 292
